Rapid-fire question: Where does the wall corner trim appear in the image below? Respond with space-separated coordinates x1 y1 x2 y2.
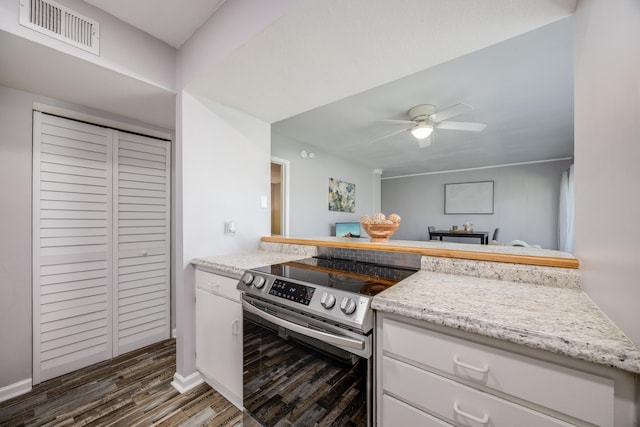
171 371 203 394
0 378 32 403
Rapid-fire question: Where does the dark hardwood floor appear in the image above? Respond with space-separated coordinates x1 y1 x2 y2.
0 339 242 426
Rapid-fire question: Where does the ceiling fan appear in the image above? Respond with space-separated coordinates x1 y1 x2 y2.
373 103 486 148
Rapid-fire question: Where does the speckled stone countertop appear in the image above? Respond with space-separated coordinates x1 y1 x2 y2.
191 240 639 374
190 242 317 277
420 256 582 288
372 270 640 374
263 235 577 259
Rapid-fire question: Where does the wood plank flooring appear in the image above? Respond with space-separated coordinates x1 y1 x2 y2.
0 339 242 427
242 319 367 427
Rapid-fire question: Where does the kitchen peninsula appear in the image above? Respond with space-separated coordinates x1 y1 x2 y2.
192 236 638 425
260 235 580 268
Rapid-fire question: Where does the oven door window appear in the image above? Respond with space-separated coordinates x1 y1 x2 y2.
243 313 369 426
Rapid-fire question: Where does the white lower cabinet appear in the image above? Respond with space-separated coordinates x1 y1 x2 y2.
195 269 242 408
376 313 637 427
383 357 573 426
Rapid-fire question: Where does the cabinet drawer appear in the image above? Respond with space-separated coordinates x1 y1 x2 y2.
382 317 614 426
383 394 452 426
384 357 574 427
195 269 240 302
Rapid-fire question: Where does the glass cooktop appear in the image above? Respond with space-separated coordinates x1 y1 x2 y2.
250 256 417 296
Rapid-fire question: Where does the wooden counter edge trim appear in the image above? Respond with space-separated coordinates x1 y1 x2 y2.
261 236 580 269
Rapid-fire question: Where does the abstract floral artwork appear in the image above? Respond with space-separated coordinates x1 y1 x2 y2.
328 178 356 212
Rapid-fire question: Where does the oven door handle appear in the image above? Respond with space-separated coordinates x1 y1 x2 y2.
242 300 365 350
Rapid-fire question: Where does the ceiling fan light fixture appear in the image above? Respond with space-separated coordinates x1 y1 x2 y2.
411 122 433 140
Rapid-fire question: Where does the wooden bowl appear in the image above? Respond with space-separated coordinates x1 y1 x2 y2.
361 222 400 242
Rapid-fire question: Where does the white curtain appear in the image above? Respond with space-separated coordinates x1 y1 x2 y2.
558 164 575 252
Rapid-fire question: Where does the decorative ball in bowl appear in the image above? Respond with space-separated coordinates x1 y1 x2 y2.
360 213 401 242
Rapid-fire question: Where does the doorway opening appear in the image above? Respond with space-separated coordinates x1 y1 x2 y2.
270 157 289 235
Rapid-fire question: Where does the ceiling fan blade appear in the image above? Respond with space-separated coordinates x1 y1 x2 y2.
417 134 432 148
437 121 487 132
370 126 411 143
379 119 415 124
430 103 473 123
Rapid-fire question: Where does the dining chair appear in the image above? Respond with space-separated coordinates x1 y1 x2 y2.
507 239 542 248
428 226 436 240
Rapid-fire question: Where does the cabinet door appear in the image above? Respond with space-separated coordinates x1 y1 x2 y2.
195 288 242 407
33 114 171 383
33 112 114 384
114 131 170 355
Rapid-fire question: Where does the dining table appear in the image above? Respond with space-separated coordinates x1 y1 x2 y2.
429 229 489 245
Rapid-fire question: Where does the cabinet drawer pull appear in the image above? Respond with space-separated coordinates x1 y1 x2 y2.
231 319 238 335
453 355 489 373
453 401 489 424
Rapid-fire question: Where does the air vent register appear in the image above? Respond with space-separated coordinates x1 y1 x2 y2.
19 0 99 55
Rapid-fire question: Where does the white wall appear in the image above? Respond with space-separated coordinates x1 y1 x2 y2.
174 91 271 380
0 84 173 391
172 0 296 388
381 160 572 249
574 0 640 346
0 86 34 390
182 93 272 257
272 133 381 236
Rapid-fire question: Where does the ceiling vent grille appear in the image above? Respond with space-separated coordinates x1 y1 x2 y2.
19 0 99 55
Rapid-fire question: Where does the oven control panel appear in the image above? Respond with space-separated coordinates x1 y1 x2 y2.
269 279 315 305
238 270 374 332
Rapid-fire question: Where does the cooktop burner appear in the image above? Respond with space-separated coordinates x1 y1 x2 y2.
250 256 417 296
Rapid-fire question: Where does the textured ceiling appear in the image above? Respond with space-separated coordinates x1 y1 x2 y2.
82 0 227 48
1 0 577 175
272 18 575 178
189 0 577 124
185 0 576 177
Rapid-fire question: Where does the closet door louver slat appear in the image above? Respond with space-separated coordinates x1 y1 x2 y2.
33 112 113 384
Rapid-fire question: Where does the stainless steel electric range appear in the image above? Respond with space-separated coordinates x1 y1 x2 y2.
237 256 417 427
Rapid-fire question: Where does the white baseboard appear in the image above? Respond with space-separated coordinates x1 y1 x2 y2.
171 371 203 394
171 328 176 339
0 378 32 403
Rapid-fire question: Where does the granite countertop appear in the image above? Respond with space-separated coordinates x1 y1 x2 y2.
372 270 640 374
191 243 317 277
191 242 639 375
262 235 577 259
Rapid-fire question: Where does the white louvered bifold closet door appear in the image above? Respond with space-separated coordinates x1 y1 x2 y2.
114 131 170 355
33 113 170 384
33 113 113 384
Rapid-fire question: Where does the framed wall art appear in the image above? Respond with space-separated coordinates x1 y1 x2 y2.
328 178 355 212
444 181 494 214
